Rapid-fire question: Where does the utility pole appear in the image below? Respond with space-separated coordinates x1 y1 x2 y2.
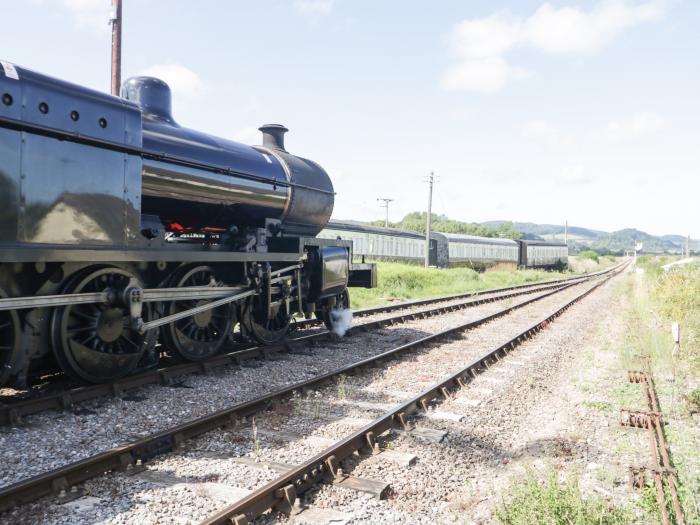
564 220 568 245
376 198 393 228
110 0 122 96
424 171 435 267
686 234 690 258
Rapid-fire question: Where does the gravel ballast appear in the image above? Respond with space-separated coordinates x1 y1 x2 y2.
1 276 614 524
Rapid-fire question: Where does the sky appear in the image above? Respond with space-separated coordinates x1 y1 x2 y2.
2 0 698 237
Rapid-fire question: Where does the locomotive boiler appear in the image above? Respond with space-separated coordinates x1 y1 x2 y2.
0 61 374 387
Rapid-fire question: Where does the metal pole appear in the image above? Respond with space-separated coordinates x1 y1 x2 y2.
110 0 122 96
424 171 434 267
376 198 393 228
564 220 568 245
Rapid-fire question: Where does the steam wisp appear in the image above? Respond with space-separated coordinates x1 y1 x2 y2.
330 308 353 337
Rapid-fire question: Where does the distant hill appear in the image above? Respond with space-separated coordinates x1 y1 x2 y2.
482 221 697 255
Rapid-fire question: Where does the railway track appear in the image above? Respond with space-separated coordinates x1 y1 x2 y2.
0 271 600 425
0 263 626 516
202 264 625 525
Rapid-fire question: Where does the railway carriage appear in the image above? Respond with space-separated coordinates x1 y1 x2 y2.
516 240 568 269
320 222 567 270
442 233 518 269
0 62 374 387
318 221 449 268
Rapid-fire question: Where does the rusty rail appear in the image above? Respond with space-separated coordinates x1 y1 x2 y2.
200 262 624 524
624 357 684 525
0 269 621 512
0 275 595 426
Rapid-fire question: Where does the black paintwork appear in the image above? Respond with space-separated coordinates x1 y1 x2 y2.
0 64 336 260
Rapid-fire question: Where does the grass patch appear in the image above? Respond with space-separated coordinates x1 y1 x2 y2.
495 469 629 525
349 262 571 309
617 259 700 523
579 250 600 263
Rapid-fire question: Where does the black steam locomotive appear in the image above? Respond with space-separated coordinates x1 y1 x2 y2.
0 61 374 387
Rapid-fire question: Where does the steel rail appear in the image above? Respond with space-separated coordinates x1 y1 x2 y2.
0 270 619 426
0 272 610 512
294 267 615 330
201 264 624 525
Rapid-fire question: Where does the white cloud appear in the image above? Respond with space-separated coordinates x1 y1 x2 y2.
140 63 203 101
559 164 593 185
524 1 666 53
522 120 570 147
294 0 335 17
442 56 527 93
138 64 204 118
604 111 664 142
443 1 667 92
62 0 110 32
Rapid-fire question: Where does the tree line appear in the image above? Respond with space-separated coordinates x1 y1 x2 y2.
369 212 523 239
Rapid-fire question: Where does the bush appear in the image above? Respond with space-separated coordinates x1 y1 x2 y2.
578 250 599 263
496 469 629 525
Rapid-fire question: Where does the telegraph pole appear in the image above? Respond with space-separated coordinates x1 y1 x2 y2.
424 171 435 267
564 220 568 245
377 198 393 228
110 0 122 96
686 234 691 258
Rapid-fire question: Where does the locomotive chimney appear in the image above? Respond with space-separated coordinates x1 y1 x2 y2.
259 124 288 151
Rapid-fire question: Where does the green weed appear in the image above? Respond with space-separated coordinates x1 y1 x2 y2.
495 468 630 525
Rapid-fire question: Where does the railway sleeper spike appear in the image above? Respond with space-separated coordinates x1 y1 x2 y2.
393 412 408 430
274 484 297 513
628 466 648 489
440 386 451 400
231 514 249 525
60 393 73 411
361 431 378 455
324 455 346 481
50 476 69 495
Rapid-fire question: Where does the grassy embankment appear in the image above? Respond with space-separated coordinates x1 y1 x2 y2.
349 255 617 309
494 255 699 525
616 255 700 523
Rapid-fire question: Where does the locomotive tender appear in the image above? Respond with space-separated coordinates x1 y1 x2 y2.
0 61 374 387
